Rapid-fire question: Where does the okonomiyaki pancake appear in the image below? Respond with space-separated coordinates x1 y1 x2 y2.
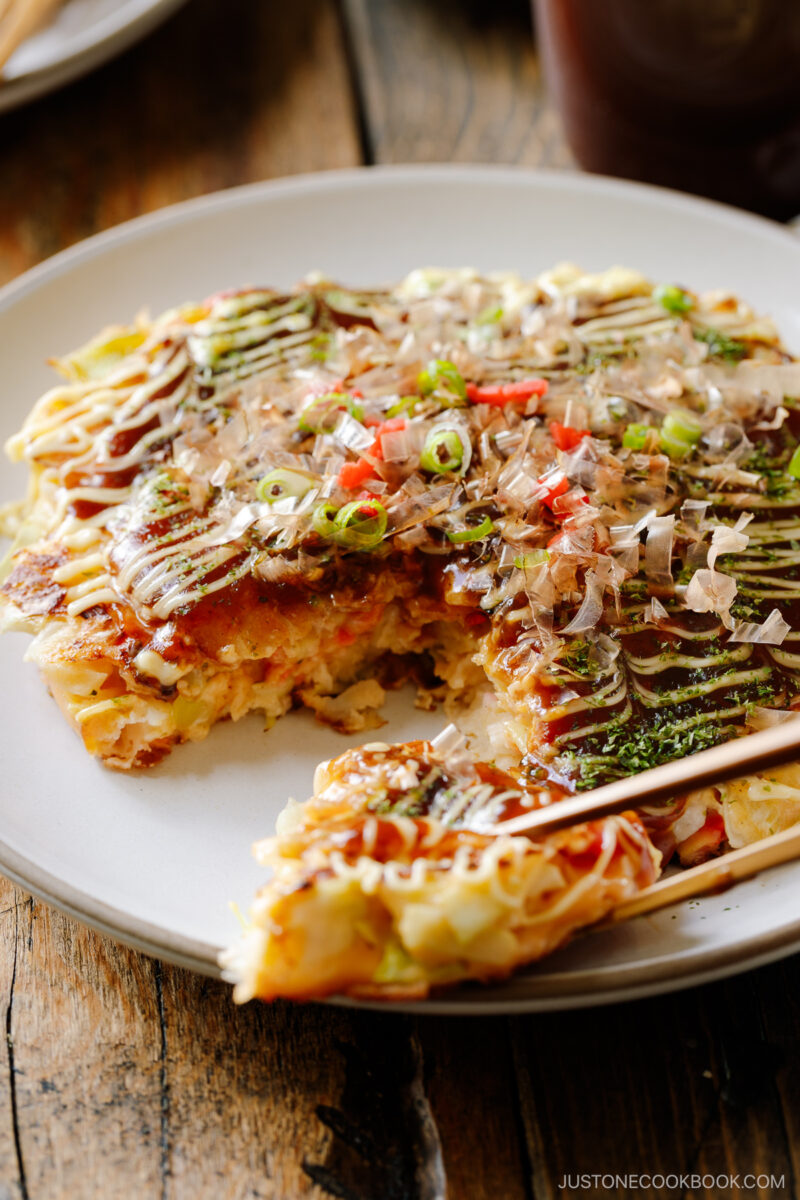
220 734 661 1001
3 263 800 868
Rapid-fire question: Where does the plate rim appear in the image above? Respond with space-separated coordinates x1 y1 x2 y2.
5 833 800 1013
3 162 800 1012
0 0 188 116
3 163 800 312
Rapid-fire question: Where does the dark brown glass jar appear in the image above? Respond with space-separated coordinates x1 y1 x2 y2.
533 0 800 220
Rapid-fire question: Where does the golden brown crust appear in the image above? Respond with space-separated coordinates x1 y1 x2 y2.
222 741 661 1001
3 549 67 617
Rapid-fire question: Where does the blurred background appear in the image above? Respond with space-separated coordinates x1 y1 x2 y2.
534 0 800 220
2 0 798 293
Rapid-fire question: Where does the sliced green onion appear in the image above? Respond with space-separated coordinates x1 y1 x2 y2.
298 392 364 435
333 500 388 550
659 431 694 458
788 447 800 479
446 515 494 543
654 284 693 315
311 502 339 538
660 410 703 458
662 411 702 444
476 304 504 326
256 468 313 503
420 428 466 474
386 395 422 418
417 359 467 405
514 549 549 569
606 396 629 421
622 422 652 451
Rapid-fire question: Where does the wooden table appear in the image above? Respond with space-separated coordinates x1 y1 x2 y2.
1 2 798 1196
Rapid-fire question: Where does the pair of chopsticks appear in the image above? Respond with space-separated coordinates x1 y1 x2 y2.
0 0 63 73
488 714 800 917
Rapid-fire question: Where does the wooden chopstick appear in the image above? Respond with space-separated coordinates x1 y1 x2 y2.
0 0 63 73
488 713 800 838
606 821 800 923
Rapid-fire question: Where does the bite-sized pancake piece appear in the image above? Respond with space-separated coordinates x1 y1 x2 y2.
221 735 661 1001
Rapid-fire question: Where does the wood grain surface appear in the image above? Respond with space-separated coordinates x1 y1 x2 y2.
0 1 797 1198
343 0 572 168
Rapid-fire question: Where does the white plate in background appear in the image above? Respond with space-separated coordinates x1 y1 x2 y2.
2 166 800 1013
0 0 187 114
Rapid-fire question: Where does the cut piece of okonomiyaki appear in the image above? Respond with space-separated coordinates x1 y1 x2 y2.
220 734 660 1002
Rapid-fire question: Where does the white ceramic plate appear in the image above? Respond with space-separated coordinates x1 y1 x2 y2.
0 0 187 115
3 166 800 1015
